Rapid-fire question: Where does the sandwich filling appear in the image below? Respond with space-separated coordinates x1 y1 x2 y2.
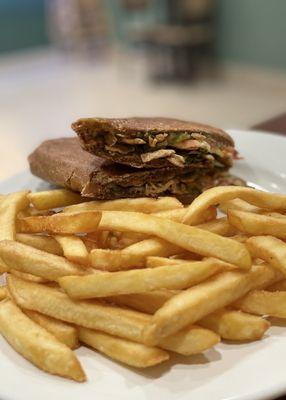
85 169 245 201
78 129 234 168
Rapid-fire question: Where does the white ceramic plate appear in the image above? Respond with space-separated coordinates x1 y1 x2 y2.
0 130 286 400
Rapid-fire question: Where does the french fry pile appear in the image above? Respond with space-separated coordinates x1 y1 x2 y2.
0 186 286 382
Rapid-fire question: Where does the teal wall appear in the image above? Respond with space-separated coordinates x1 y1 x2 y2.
216 0 286 70
0 0 48 53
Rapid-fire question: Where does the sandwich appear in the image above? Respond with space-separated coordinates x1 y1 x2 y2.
72 117 235 169
28 137 245 202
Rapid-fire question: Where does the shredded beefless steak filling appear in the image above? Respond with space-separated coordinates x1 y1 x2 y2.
87 130 234 168
105 171 245 198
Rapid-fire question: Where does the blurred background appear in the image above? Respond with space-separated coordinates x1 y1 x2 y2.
0 0 286 179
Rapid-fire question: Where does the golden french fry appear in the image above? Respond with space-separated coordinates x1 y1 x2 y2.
116 232 148 248
110 291 268 341
16 233 63 255
0 286 7 301
153 205 217 224
228 210 286 239
0 299 85 382
93 231 130 249
64 196 183 214
113 216 238 268
247 236 286 277
143 264 282 345
109 292 220 356
101 231 121 249
199 307 270 341
236 290 286 318
98 212 251 269
83 237 98 252
260 212 286 218
201 258 236 271
24 310 79 349
8 274 149 343
92 231 164 251
0 257 8 274
18 207 56 217
59 259 225 299
28 189 84 210
8 275 218 355
86 231 109 249
200 206 218 222
158 324 220 355
0 241 86 281
10 270 48 283
152 208 187 222
112 231 127 238
183 186 286 225
108 235 122 249
219 198 262 214
197 217 237 236
18 211 102 235
55 235 89 266
230 234 249 243
107 236 126 250
89 249 146 270
267 280 286 291
124 238 181 260
109 289 269 341
79 328 169 368
17 209 34 219
109 289 180 314
0 191 29 241
146 257 197 268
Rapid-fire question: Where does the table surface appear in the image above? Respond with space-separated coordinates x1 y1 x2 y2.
252 113 286 135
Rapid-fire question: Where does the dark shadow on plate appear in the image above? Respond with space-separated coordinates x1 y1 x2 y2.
222 338 267 346
129 348 222 380
219 331 272 350
81 343 222 381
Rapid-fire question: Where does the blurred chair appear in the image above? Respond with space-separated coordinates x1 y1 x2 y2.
47 0 111 58
121 0 152 10
169 0 214 21
128 0 217 81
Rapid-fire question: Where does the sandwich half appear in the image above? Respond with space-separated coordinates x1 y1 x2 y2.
72 117 235 169
28 137 245 202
